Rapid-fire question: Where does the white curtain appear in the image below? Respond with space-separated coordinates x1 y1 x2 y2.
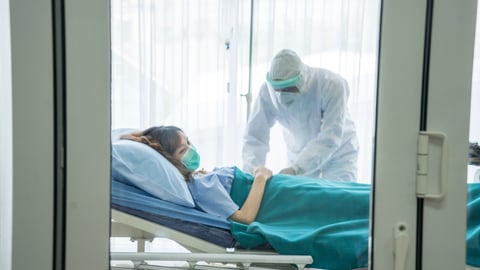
111 0 381 182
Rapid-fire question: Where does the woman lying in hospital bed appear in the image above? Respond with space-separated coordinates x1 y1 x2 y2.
120 125 274 225
112 126 480 270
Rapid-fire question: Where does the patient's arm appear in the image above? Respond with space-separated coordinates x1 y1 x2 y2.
230 167 272 225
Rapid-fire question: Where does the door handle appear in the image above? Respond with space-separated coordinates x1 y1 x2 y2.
417 131 448 199
394 222 409 270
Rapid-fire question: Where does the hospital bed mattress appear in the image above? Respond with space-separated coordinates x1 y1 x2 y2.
112 204 236 248
111 178 273 251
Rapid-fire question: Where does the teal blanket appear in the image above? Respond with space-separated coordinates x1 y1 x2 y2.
467 182 480 267
229 167 480 270
230 167 370 270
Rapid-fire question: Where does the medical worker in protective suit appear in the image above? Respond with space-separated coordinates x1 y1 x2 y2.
242 49 359 182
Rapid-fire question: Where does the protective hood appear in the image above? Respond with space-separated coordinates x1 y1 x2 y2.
266 49 307 92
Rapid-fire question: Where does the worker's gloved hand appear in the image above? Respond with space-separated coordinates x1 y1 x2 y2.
278 166 297 175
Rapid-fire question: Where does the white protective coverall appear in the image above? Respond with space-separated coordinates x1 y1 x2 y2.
242 49 358 182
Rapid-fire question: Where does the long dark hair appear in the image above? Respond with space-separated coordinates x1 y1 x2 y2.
120 126 192 180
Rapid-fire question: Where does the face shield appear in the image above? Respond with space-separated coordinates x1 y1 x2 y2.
266 50 306 107
266 72 301 90
266 72 302 106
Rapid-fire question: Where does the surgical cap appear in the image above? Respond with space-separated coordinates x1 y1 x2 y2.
267 49 305 90
269 49 303 81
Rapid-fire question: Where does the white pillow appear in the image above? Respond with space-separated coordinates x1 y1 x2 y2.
111 138 195 208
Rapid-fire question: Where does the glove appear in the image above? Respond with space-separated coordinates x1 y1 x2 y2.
278 166 297 175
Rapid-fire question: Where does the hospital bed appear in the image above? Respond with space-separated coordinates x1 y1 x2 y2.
110 130 480 269
110 176 480 270
108 129 309 269
109 132 313 269
110 179 314 270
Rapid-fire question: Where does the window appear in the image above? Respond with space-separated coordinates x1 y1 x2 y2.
111 0 380 182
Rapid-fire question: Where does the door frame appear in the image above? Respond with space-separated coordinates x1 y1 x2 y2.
372 0 476 269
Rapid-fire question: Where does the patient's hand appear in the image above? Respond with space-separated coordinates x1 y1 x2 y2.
253 167 272 182
195 168 210 175
231 166 272 224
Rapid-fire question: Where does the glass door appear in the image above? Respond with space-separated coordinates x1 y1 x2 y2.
468 11 480 267
109 0 480 269
373 0 476 269
418 0 475 268
3 0 111 269
469 5 480 184
110 1 381 269
372 0 428 268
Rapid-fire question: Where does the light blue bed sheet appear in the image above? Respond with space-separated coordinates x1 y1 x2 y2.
111 179 231 229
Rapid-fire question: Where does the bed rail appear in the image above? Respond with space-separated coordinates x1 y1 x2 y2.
111 252 313 270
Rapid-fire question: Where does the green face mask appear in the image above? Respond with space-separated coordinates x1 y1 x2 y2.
181 145 200 171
